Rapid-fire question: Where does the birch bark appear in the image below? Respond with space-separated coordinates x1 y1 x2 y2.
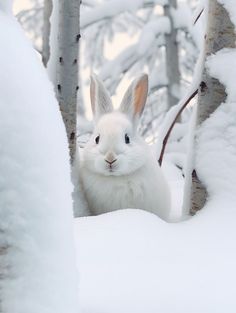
57 0 80 162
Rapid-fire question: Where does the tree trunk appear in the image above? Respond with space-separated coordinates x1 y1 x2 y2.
42 0 53 67
190 0 236 215
164 0 180 109
57 0 80 162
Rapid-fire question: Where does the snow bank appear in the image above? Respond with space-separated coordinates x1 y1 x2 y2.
0 8 78 313
75 203 236 313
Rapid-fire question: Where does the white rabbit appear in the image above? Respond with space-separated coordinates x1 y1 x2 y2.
79 74 171 221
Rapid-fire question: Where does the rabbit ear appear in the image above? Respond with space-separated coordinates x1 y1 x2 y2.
90 74 113 119
120 74 148 121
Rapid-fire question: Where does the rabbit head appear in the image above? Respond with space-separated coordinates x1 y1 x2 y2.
82 74 149 177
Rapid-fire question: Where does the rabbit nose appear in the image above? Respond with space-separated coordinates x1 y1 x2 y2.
105 158 117 165
105 152 117 165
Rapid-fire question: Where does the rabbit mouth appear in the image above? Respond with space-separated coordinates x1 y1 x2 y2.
107 165 116 173
104 164 119 175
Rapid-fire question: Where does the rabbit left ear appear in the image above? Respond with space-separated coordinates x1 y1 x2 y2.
120 74 148 120
90 74 113 119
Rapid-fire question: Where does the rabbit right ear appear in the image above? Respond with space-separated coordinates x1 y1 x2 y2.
90 74 113 119
120 74 148 122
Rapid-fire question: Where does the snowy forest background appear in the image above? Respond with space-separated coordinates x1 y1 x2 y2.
1 0 236 312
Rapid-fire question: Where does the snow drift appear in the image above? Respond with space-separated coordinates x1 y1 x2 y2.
0 6 78 313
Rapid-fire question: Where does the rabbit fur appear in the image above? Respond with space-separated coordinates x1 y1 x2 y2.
79 74 171 221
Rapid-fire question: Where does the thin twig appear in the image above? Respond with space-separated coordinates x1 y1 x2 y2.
158 88 198 166
194 8 204 25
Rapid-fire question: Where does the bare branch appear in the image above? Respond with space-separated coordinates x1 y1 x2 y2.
158 88 198 166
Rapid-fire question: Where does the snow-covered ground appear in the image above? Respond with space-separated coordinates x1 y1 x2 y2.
75 202 236 313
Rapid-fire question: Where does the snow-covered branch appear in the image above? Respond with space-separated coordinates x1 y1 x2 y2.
81 0 168 28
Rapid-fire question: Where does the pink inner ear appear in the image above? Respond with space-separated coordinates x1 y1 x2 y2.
134 78 148 115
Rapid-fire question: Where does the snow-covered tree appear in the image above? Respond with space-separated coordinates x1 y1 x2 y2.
15 0 200 143
190 0 236 214
56 0 81 161
81 0 200 141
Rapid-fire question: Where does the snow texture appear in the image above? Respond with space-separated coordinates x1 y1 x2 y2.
0 7 78 313
207 48 236 102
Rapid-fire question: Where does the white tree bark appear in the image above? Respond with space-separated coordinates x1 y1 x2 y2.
190 0 236 215
46 0 59 84
42 0 52 67
164 0 180 109
56 0 88 217
57 0 80 161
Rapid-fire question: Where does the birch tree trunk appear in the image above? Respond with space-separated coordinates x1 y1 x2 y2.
57 0 80 162
42 0 52 67
164 0 180 109
190 0 236 215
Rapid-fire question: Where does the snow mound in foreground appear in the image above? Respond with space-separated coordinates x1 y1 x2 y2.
75 201 236 313
0 10 78 313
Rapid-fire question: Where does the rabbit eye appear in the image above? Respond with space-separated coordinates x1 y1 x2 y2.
125 134 130 144
95 135 100 144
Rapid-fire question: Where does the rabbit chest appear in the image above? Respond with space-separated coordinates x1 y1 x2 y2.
80 166 167 216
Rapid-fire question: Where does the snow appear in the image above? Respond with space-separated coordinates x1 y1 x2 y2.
196 100 236 199
75 204 236 313
6 1 236 312
0 0 13 14
149 64 168 91
137 17 170 55
207 48 236 102
74 1 236 313
0 8 78 313
81 0 168 28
